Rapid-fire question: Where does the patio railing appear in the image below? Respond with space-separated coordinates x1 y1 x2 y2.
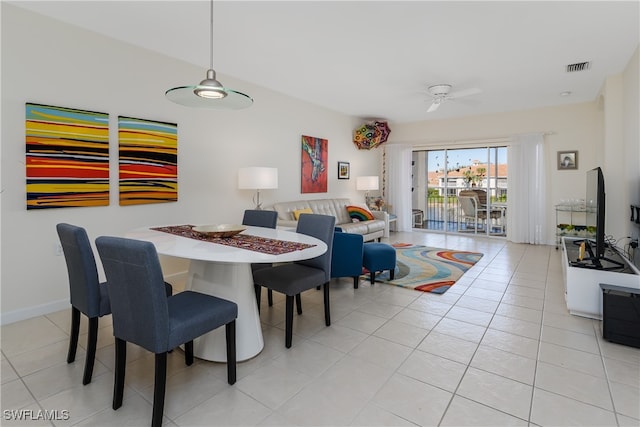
415 187 507 232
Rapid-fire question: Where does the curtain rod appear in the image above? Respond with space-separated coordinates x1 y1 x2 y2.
408 131 555 150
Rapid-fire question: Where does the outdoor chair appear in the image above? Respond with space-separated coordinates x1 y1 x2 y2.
457 190 504 234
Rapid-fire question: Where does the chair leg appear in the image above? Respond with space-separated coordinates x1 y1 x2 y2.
370 271 376 284
285 295 294 348
67 307 80 363
389 269 395 280
113 338 127 410
295 293 303 315
184 341 194 366
268 289 274 306
83 316 99 385
152 353 167 427
225 320 236 385
323 282 331 326
353 276 359 289
254 284 261 313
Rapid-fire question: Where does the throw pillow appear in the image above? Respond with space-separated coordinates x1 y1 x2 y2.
293 208 313 220
346 205 374 221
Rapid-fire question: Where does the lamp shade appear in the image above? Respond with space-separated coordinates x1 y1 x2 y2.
238 167 278 190
356 176 379 191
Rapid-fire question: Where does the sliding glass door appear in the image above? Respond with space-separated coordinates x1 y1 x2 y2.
412 146 508 235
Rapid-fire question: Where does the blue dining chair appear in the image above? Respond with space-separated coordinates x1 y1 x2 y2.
241 209 278 309
56 223 110 385
96 236 238 427
253 213 335 348
56 223 173 386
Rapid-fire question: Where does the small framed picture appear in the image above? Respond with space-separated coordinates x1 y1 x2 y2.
557 151 578 170
338 161 350 179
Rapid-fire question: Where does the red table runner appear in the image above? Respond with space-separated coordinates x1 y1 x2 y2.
151 225 316 255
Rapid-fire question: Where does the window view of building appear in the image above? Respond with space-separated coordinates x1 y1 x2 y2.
412 147 508 236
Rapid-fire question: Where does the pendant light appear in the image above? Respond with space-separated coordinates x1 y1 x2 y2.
165 0 253 109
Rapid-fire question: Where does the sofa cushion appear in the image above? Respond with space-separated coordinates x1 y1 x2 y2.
365 219 386 234
293 208 313 220
307 199 353 225
339 221 371 235
271 198 388 241
346 205 374 221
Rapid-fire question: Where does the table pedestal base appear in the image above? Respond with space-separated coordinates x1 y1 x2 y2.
186 260 264 362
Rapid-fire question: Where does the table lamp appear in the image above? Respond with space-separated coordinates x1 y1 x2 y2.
356 176 379 204
238 167 278 209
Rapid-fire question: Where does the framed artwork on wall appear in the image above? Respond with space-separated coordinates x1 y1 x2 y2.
25 103 110 209
558 150 578 170
338 161 350 179
301 135 328 193
118 116 178 205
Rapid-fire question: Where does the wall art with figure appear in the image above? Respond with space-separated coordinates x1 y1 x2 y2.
301 135 327 193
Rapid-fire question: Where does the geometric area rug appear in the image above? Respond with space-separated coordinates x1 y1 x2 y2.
364 243 483 294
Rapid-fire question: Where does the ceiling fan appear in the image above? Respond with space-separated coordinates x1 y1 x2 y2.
426 84 482 113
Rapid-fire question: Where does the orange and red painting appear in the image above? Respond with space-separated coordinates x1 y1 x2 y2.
301 135 327 194
26 103 110 209
118 116 178 205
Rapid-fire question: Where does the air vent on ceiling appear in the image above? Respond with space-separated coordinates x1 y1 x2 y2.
566 62 591 72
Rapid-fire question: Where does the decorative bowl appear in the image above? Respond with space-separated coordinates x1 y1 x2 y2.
192 224 247 238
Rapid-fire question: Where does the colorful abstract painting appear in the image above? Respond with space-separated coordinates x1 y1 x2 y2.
301 135 327 193
25 103 110 210
118 116 178 205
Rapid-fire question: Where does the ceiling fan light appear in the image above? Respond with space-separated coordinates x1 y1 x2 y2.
428 84 452 97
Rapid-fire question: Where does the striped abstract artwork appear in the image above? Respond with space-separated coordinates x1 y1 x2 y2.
25 103 110 210
118 116 178 205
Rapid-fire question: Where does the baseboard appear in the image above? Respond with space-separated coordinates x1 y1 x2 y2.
1 270 189 326
1 298 69 326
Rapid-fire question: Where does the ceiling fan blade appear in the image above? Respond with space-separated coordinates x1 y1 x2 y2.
427 100 441 113
448 87 482 99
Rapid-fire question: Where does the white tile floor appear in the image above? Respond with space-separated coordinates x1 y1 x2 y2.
2 231 640 426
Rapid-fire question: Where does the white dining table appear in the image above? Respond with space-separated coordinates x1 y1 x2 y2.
126 225 327 362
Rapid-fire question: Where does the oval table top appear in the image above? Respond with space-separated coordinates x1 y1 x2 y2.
127 225 327 264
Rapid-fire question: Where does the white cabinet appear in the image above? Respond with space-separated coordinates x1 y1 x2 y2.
562 237 640 319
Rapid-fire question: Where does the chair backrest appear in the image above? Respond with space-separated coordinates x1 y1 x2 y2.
472 189 488 205
242 210 278 229
458 194 479 217
56 223 105 318
295 213 336 281
331 228 364 278
95 236 170 353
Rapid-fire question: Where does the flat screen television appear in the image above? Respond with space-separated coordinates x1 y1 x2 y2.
583 167 623 269
585 167 605 259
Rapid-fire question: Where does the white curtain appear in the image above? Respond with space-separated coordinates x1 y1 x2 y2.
507 133 547 244
385 144 413 232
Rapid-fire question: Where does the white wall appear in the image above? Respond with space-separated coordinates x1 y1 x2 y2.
388 102 605 245
622 46 640 266
0 5 382 323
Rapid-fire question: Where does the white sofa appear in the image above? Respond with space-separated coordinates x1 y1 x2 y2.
271 198 388 241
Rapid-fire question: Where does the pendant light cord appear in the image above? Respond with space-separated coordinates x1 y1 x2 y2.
209 0 214 70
